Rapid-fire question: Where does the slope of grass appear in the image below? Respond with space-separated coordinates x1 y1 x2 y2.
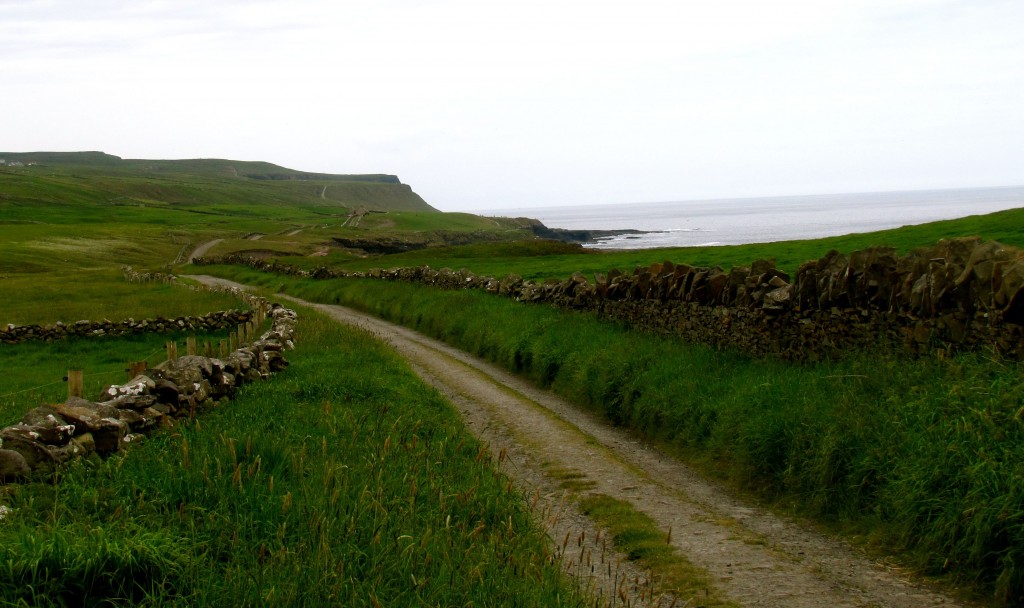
0 152 434 214
0 305 588 607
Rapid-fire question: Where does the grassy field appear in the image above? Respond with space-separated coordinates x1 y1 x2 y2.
200 266 1024 605
0 305 588 606
1 271 243 327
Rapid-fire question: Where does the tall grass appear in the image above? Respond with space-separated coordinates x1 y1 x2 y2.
208 266 1024 604
0 306 588 606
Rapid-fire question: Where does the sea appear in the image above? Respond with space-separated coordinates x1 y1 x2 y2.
483 186 1024 249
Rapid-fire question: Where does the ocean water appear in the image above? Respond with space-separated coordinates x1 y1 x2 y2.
485 186 1024 249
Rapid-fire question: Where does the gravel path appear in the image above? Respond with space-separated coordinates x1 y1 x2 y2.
186 239 223 263
188 276 972 608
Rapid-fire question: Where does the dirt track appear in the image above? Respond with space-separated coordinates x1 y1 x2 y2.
186 239 223 263
190 276 970 607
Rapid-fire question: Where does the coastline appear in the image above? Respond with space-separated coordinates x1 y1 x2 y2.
487 185 1024 249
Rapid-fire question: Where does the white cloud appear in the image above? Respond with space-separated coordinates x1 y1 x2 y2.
2 0 1022 209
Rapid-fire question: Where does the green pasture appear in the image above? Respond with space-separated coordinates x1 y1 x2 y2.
1 266 245 326
0 307 588 607
203 267 1024 605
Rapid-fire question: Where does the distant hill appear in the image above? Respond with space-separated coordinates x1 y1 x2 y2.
0 151 436 213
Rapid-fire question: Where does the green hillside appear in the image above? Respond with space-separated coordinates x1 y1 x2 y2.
0 151 435 216
0 151 537 325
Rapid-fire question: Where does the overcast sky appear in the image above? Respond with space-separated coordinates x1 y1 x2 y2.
2 0 1022 211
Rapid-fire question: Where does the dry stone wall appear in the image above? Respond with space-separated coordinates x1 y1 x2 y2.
196 236 1024 361
1 310 256 345
1 267 257 345
0 297 297 482
122 265 177 284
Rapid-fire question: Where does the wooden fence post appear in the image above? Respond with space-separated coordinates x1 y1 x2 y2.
229 331 238 351
127 361 148 380
67 369 84 399
166 341 178 361
203 341 213 357
219 339 228 358
186 336 197 356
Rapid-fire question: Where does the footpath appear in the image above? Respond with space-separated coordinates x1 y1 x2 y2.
189 275 970 608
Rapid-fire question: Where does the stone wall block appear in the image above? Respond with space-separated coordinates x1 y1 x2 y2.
707 269 730 305
997 260 1024 323
91 418 128 455
153 379 181 406
0 432 56 473
0 450 31 481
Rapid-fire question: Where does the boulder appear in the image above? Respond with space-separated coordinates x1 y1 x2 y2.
140 407 169 429
0 449 31 480
955 240 1012 309
99 394 158 411
8 420 76 445
19 406 66 427
92 418 128 455
997 259 1024 323
70 433 96 457
0 431 55 473
153 379 181 404
113 408 146 431
54 398 119 433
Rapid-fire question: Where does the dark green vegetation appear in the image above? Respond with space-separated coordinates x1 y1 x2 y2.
0 307 588 606
204 267 1024 605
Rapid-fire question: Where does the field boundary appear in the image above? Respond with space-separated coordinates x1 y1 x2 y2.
0 287 296 482
197 236 1024 361
1 267 254 345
